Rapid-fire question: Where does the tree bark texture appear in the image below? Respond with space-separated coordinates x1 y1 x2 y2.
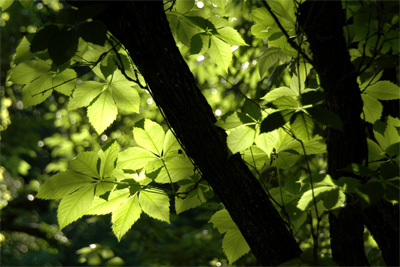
87 1 301 265
299 1 399 266
298 1 369 266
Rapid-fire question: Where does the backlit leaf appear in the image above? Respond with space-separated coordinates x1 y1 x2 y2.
297 186 334 211
69 152 99 178
58 183 96 229
209 209 236 234
216 27 247 46
68 81 104 111
223 227 250 263
364 81 400 100
36 170 94 200
290 111 314 141
110 81 140 113
208 36 232 72
22 73 53 107
52 69 76 96
86 188 130 215
112 194 142 241
227 126 255 154
139 189 170 223
362 94 383 123
98 141 119 177
163 129 181 155
117 147 158 171
155 156 194 183
87 89 118 134
10 60 51 84
134 119 165 155
175 184 205 214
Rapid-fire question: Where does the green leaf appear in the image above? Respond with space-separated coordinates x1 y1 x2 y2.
258 47 281 78
260 112 287 133
58 183 96 229
86 188 130 215
14 37 34 64
255 131 278 155
0 0 14 11
69 152 99 178
227 126 255 154
216 27 247 46
364 81 400 100
117 147 158 171
110 81 140 113
139 189 170 223
290 111 314 141
36 170 94 200
78 20 107 46
10 60 51 84
335 176 361 194
209 209 250 263
52 69 76 96
112 194 142 241
223 227 250 263
374 116 400 150
307 106 343 131
30 25 60 52
48 30 79 66
134 119 165 155
163 129 181 155
87 89 118 134
208 36 232 72
361 94 383 123
22 73 53 107
98 141 119 177
174 0 194 14
209 209 236 234
189 34 203 55
95 178 115 196
176 18 199 47
155 156 194 183
68 81 104 111
297 186 334 211
242 145 269 170
323 188 346 210
175 184 205 214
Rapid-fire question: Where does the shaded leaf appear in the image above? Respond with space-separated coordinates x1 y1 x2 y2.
78 20 107 46
362 94 383 123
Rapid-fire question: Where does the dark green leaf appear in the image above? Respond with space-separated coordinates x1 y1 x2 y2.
186 16 217 32
78 20 108 46
260 112 286 133
76 4 107 21
189 34 203 55
48 30 79 66
307 106 343 131
242 98 261 121
300 91 325 105
30 25 60 53
356 181 384 206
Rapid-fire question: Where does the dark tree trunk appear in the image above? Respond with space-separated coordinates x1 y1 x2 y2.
299 1 399 266
298 1 369 266
83 1 301 265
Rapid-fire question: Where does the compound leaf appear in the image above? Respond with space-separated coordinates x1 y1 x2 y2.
87 89 118 134
139 189 170 223
112 194 142 241
58 183 96 229
36 170 94 200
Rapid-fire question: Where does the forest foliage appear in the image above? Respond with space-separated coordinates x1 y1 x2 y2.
1 0 399 266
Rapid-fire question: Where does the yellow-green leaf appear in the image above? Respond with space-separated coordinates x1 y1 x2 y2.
112 194 142 241
87 89 118 134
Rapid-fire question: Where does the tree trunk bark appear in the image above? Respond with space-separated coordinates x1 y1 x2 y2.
87 1 301 265
298 1 369 266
